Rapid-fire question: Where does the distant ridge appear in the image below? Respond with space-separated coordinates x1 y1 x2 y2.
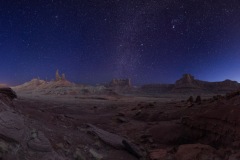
141 74 240 94
11 73 240 96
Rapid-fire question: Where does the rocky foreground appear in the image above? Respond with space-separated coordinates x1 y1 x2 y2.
2 87 240 159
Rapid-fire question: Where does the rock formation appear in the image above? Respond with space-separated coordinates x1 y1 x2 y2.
195 95 201 104
104 79 132 94
175 74 198 88
62 73 66 81
172 74 203 93
0 88 17 100
141 74 240 95
173 74 240 94
107 79 131 88
12 73 240 97
55 69 61 81
55 69 66 81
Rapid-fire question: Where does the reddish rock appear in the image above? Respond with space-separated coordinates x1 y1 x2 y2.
149 149 167 160
175 144 219 160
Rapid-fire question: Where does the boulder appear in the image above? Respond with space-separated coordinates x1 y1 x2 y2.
187 96 194 103
195 96 201 104
28 131 52 152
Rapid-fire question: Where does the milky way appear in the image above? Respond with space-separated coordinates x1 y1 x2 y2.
0 0 240 85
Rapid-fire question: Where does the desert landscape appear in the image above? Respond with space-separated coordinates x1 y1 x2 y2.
0 72 239 160
1 0 239 159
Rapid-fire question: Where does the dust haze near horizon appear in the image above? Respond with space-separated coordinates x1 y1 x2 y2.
0 0 240 85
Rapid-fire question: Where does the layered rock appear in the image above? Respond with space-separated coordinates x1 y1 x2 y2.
172 74 204 93
12 79 47 91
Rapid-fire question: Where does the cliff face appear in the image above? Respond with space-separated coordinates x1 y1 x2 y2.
172 74 203 93
175 74 198 88
173 74 240 94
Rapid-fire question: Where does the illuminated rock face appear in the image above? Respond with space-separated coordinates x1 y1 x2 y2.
55 69 66 81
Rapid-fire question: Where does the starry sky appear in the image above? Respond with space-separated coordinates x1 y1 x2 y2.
1 0 240 85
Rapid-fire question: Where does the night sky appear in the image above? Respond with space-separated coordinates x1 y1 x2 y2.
1 0 240 85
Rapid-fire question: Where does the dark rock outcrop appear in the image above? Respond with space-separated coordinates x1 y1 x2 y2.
87 124 144 158
0 88 17 100
187 96 194 103
195 96 201 104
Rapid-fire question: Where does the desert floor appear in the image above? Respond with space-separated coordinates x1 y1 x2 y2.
10 93 217 160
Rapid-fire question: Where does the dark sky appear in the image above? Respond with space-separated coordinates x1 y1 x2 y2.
1 0 240 85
